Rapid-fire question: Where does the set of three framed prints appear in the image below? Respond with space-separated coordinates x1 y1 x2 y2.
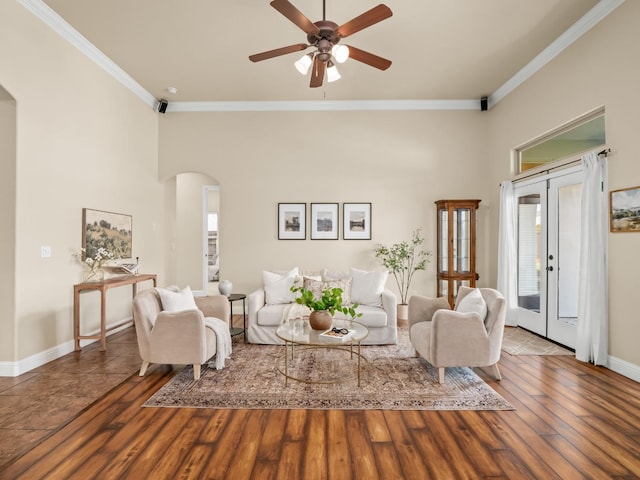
278 203 371 240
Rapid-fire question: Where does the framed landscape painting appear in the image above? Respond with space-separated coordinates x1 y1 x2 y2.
343 203 371 240
278 203 306 239
311 203 339 240
610 186 640 232
82 208 132 259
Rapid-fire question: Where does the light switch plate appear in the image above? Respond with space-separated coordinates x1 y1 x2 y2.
41 246 52 258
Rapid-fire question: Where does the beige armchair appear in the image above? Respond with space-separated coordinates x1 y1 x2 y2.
408 286 506 384
132 287 231 380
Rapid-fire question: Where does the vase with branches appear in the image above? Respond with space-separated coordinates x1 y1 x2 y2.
374 228 432 305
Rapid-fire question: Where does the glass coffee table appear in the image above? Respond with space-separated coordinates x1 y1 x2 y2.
275 317 369 387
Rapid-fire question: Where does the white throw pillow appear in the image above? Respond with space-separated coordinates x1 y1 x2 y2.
350 268 388 307
263 267 299 305
455 288 487 320
156 286 198 312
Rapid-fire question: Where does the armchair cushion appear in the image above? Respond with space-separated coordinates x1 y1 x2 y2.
156 285 197 312
454 288 487 321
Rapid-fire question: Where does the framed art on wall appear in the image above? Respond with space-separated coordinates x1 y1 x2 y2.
82 208 133 259
311 203 339 240
610 186 640 232
343 203 371 240
278 203 306 239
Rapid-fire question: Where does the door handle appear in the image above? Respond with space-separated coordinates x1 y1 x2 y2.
546 266 554 271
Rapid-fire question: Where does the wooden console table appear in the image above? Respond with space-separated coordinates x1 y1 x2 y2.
73 273 157 351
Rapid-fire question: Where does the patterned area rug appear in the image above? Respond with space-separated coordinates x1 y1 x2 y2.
144 330 514 411
502 327 574 356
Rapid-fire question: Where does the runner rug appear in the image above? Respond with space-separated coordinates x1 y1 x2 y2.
502 327 574 356
143 329 514 411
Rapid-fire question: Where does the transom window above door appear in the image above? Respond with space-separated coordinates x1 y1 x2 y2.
516 110 605 174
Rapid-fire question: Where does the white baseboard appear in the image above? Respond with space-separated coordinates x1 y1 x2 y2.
607 355 640 383
0 320 133 377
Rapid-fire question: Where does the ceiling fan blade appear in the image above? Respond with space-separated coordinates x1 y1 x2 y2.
249 43 308 62
336 4 392 38
310 56 325 88
345 45 392 70
270 0 320 34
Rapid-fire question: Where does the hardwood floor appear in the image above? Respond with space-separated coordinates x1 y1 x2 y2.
1 321 640 479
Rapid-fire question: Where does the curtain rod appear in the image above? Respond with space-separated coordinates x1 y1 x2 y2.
503 147 612 186
598 148 611 157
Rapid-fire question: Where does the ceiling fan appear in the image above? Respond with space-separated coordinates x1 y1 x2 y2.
249 0 393 88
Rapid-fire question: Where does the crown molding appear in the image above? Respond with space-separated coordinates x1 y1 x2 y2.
490 0 625 107
18 0 624 113
17 0 156 107
167 99 480 113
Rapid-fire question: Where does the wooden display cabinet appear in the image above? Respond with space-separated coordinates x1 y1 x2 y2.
435 199 481 308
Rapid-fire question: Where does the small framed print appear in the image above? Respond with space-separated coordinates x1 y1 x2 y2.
311 203 339 240
610 186 640 232
278 203 306 240
343 203 371 240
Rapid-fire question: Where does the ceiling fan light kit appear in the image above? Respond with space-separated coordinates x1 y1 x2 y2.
249 0 393 88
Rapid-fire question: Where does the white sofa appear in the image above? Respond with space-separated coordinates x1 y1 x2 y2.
247 268 398 345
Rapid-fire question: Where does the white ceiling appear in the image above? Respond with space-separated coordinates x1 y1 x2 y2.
36 0 614 106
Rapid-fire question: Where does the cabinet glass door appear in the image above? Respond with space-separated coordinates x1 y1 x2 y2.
436 200 480 307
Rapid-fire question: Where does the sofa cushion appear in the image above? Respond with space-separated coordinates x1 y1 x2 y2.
325 278 352 305
156 286 197 312
256 303 289 327
323 270 350 281
350 268 388 307
263 268 298 305
455 288 487 320
304 277 352 305
302 277 325 300
334 305 388 328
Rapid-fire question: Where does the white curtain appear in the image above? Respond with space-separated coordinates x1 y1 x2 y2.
497 180 518 326
576 151 608 365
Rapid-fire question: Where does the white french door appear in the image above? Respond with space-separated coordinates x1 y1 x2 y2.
515 167 582 348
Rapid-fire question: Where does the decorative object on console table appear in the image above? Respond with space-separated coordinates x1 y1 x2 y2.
278 203 306 240
343 203 371 240
290 285 362 330
74 247 115 282
310 203 339 240
374 228 432 324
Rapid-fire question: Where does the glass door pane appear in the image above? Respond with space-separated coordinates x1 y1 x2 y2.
456 208 470 272
439 209 448 273
518 196 541 311
547 172 582 348
515 181 548 336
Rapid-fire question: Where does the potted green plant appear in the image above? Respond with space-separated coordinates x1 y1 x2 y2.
374 228 432 321
290 285 362 330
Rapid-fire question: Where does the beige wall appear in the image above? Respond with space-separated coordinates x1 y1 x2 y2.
3 0 638 378
0 1 163 365
486 1 640 368
159 110 492 300
0 91 17 362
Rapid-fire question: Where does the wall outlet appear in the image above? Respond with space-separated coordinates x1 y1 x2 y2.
40 246 52 258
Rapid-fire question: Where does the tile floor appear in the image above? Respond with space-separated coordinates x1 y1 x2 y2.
0 328 141 468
